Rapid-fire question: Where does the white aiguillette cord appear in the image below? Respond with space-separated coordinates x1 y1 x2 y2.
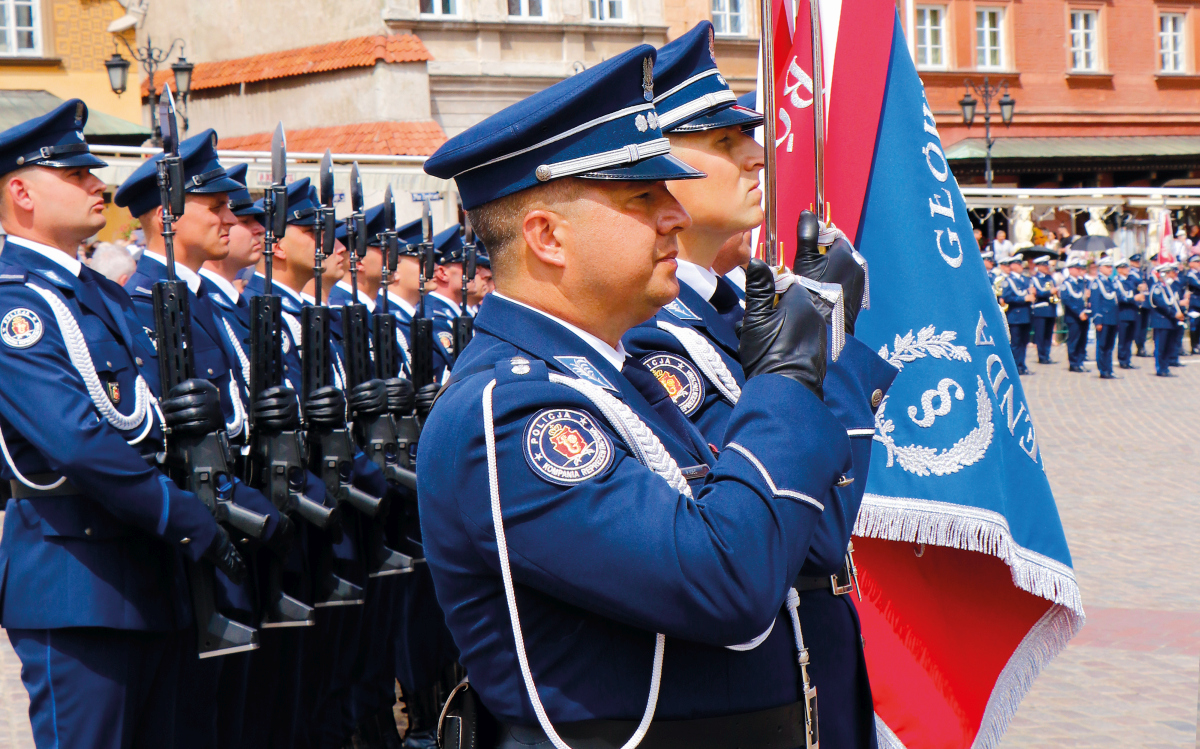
482 377 665 749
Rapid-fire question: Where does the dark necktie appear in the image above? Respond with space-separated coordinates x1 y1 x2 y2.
621 358 708 463
709 276 744 337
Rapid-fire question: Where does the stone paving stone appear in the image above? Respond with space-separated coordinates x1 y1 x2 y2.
1002 342 1200 748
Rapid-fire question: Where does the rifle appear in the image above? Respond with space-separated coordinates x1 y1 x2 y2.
247 124 334 628
409 201 437 390
305 155 408 587
453 209 477 359
152 86 268 657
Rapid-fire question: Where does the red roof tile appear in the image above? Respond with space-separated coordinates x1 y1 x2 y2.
219 121 448 157
143 34 431 96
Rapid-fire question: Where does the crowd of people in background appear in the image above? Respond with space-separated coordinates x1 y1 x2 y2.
981 225 1200 378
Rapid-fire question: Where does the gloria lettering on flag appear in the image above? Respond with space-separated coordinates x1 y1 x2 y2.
757 2 1085 747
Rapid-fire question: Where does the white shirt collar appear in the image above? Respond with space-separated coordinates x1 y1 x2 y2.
301 292 317 306
384 290 416 317
272 280 304 306
335 279 376 311
675 259 719 302
5 236 82 277
198 267 241 304
429 290 462 316
493 291 627 371
143 250 202 294
724 265 746 292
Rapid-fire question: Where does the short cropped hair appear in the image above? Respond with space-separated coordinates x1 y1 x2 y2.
467 178 580 280
89 241 136 284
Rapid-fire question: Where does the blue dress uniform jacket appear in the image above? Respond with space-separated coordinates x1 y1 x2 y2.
1060 276 1088 320
1030 272 1056 318
1088 275 1118 325
1150 282 1182 329
1001 274 1033 325
419 294 858 728
424 291 462 367
0 240 218 631
1115 274 1141 321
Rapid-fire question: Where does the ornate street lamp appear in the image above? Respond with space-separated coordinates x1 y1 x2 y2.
105 36 191 144
961 77 1015 247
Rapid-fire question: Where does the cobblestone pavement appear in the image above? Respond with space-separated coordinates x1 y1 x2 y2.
1002 339 1200 748
0 340 1196 748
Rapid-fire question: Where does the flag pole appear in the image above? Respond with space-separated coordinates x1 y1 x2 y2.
759 0 780 268
811 0 827 225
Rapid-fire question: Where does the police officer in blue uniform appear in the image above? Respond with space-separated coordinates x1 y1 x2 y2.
1184 253 1200 354
0 101 246 749
1168 262 1189 366
115 128 293 749
1001 257 1035 374
1089 257 1119 379
420 43 886 749
1029 253 1057 364
425 224 471 363
621 22 897 748
1149 262 1186 377
1060 257 1091 372
1113 258 1143 370
1128 253 1152 356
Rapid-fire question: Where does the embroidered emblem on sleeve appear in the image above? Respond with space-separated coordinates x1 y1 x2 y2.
437 331 454 351
641 353 705 415
523 408 614 485
1 308 43 348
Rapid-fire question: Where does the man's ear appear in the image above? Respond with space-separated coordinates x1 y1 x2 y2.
522 209 567 269
139 207 164 236
5 174 33 215
433 265 448 283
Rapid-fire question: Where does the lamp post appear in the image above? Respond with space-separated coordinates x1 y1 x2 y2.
105 35 193 145
960 76 1014 249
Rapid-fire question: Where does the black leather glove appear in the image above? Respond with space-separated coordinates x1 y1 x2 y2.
385 378 415 416
348 380 388 420
739 259 827 399
161 379 224 437
414 383 440 421
304 386 346 430
203 526 247 585
252 386 301 433
793 210 866 335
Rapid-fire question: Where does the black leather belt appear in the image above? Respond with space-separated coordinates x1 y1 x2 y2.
9 474 80 499
496 701 808 749
794 547 859 597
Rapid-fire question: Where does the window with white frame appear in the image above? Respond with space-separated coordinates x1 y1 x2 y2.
712 0 745 35
1160 13 1186 73
508 0 543 17
420 0 457 17
0 0 40 57
915 6 947 69
975 8 1005 69
589 0 623 21
1069 10 1099 71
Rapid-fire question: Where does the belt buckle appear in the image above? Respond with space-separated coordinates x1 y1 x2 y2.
829 542 861 598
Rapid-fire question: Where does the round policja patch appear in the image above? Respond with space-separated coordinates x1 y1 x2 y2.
523 408 613 485
641 353 705 415
1 308 43 348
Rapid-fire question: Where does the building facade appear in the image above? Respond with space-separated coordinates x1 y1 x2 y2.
900 0 1200 187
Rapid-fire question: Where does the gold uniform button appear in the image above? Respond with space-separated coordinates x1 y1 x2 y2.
870 389 883 408
180 537 191 545
83 527 93 536
135 357 144 366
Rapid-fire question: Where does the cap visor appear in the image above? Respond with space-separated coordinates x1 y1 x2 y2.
581 153 705 182
190 175 246 195
668 104 764 133
233 206 265 217
45 153 109 169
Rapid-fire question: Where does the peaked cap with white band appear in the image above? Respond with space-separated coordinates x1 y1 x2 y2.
115 129 243 218
653 21 763 133
424 44 703 210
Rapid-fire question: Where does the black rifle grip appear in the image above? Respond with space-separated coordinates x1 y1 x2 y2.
342 304 372 389
301 306 330 400
248 295 283 403
153 279 194 389
374 314 399 380
410 317 434 389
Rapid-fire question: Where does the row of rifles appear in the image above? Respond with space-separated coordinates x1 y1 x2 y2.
150 88 464 657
